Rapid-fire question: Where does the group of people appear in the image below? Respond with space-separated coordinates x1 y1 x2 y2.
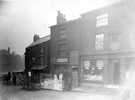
1 72 24 86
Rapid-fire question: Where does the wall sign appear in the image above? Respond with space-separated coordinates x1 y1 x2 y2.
56 58 68 63
84 60 90 69
69 51 78 65
97 60 104 68
110 42 121 50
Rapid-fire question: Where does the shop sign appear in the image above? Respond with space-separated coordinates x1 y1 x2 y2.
56 58 68 63
84 60 90 69
97 60 104 68
69 51 78 65
110 42 121 50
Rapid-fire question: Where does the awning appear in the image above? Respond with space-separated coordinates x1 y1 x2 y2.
31 65 47 70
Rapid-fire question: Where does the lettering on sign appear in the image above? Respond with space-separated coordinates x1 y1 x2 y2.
84 60 90 69
110 42 121 50
97 60 104 68
57 58 68 63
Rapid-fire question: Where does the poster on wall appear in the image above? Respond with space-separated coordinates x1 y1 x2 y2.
84 60 90 69
97 60 104 68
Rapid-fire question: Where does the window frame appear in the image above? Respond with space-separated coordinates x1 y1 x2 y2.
95 33 104 50
96 13 108 27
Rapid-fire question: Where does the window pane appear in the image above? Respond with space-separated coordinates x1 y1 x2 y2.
96 13 108 27
60 30 67 34
60 51 66 57
95 34 104 50
59 44 66 51
60 34 67 39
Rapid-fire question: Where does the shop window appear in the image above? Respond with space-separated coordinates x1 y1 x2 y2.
95 34 104 50
96 13 108 27
83 59 104 81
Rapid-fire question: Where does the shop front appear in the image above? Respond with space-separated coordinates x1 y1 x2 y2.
31 65 49 84
51 58 72 91
81 58 104 86
81 51 135 87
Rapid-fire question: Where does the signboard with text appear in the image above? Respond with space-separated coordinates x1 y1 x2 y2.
56 58 68 63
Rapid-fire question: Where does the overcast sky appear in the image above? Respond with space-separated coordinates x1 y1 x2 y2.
0 0 121 55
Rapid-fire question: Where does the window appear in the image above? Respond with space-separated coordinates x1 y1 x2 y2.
95 34 104 50
96 13 108 27
83 59 104 81
108 34 122 50
59 51 66 57
59 29 67 40
40 57 43 65
40 45 43 53
59 44 66 51
59 44 66 57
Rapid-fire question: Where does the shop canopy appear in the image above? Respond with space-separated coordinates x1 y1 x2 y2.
31 65 47 70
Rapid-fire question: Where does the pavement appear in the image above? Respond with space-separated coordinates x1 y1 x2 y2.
0 85 122 100
71 84 120 95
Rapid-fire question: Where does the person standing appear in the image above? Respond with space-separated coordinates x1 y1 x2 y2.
13 74 17 85
63 70 71 91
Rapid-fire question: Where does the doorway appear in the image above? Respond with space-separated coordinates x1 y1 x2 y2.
72 68 78 89
113 62 120 84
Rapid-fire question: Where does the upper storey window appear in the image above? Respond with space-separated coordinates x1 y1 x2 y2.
96 13 108 27
95 34 104 50
59 29 67 40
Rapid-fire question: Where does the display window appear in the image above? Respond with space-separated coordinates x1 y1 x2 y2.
83 59 104 81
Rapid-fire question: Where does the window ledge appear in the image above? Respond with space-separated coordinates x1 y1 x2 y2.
95 25 108 29
93 49 105 52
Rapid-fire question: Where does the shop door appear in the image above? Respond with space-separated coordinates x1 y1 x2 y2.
114 62 120 84
72 68 78 89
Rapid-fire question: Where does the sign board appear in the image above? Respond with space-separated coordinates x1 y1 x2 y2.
110 42 121 50
69 51 78 65
84 60 90 69
56 58 68 63
97 60 104 68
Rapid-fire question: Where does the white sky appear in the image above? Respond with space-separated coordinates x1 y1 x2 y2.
0 0 121 55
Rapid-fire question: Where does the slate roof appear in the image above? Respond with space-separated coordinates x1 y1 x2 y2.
27 35 50 48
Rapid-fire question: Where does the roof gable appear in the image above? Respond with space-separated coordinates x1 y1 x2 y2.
27 35 50 48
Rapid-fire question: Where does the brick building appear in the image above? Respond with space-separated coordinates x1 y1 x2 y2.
0 47 24 73
80 0 135 86
25 35 50 84
50 0 135 88
50 11 82 89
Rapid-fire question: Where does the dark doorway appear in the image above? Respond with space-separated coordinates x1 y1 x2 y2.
114 62 120 84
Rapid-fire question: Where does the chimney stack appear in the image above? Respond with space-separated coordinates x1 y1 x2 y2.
57 10 67 25
8 47 10 53
34 34 40 42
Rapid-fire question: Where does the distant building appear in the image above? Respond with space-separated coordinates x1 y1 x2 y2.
0 47 24 73
50 0 135 89
25 35 50 84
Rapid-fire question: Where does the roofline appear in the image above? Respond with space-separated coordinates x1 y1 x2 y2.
81 1 122 16
49 17 81 28
26 35 50 48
